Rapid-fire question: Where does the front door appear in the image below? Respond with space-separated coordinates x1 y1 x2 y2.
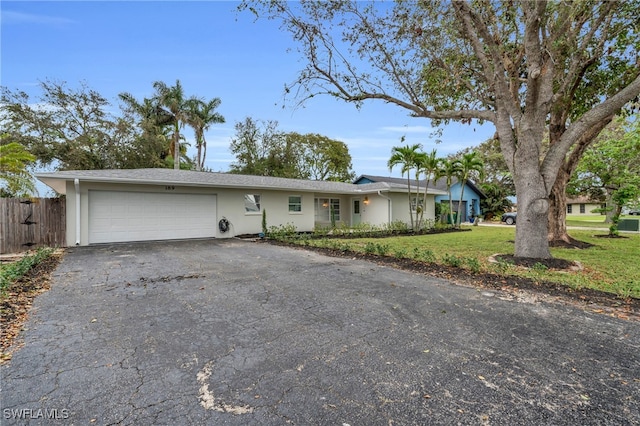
352 198 361 226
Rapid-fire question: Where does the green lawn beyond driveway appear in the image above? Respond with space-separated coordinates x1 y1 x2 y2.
304 226 640 299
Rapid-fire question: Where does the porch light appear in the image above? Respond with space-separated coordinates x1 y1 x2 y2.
363 196 369 205
322 201 328 207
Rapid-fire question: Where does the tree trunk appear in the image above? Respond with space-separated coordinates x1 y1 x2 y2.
413 176 420 230
457 180 466 227
514 181 552 259
196 141 202 172
201 140 207 171
604 190 617 223
448 192 455 228
512 129 552 259
547 168 571 243
547 117 613 243
173 124 180 170
419 182 430 228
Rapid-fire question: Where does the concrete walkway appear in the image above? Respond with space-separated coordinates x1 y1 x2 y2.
1 239 638 425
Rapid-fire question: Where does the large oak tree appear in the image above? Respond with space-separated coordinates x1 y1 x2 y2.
244 0 640 258
229 117 355 181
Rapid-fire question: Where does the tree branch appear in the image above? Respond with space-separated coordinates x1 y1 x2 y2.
542 74 640 189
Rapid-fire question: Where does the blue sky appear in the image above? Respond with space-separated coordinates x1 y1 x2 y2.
1 1 494 179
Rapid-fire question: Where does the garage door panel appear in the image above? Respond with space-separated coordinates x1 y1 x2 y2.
89 191 217 244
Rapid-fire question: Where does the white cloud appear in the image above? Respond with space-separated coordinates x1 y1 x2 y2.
1 11 75 26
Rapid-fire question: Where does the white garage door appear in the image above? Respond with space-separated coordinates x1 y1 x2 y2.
89 191 217 244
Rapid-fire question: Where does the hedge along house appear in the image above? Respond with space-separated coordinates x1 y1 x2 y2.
354 175 486 223
35 169 447 246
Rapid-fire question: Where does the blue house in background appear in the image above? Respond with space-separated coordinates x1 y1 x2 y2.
354 175 486 222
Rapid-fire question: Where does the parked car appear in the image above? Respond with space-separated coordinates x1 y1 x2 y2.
629 210 640 215
501 212 517 225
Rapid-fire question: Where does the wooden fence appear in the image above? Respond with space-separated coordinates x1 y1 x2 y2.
0 198 66 254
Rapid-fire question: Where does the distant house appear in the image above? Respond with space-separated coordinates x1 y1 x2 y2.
354 175 486 222
566 196 604 215
35 169 448 246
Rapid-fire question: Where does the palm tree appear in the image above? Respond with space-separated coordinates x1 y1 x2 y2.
436 158 463 226
415 149 440 229
119 92 174 163
152 80 195 170
480 183 513 220
388 142 423 230
186 97 225 171
455 152 484 226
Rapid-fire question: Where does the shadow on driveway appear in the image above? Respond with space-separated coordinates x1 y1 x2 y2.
1 239 638 425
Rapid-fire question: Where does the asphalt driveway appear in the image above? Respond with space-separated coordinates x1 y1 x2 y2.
1 239 638 425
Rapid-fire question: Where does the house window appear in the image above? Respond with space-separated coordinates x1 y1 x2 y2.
567 204 572 214
580 204 586 214
331 199 341 221
411 196 425 212
288 195 302 213
244 194 261 213
353 200 360 214
314 198 340 221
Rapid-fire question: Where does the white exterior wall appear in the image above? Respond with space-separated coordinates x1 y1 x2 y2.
314 192 437 229
63 181 440 246
360 195 390 226
567 203 601 216
237 189 314 234
65 181 316 246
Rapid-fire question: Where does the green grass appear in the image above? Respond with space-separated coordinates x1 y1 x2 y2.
566 215 608 228
0 248 55 295
301 226 640 299
566 214 640 229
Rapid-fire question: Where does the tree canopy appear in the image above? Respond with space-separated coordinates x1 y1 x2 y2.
229 117 355 181
2 80 167 171
244 0 640 258
0 135 37 197
568 114 640 220
2 80 227 175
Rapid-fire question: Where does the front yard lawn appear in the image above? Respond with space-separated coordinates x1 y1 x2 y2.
299 226 640 300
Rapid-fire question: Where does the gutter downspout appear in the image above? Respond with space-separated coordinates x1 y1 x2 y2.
377 191 392 225
74 179 80 245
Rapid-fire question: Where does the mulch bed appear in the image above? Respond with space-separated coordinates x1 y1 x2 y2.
0 252 63 363
493 254 577 270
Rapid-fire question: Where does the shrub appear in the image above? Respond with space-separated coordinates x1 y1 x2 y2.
384 220 409 234
442 253 462 268
0 247 54 294
394 248 408 258
313 226 330 238
492 258 514 274
465 257 481 273
420 249 436 263
262 209 267 235
267 223 298 240
339 242 353 252
364 242 377 254
375 243 390 256
418 218 436 232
